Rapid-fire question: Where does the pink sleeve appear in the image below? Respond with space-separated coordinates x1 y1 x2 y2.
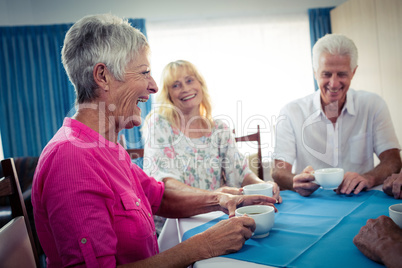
40 144 117 267
131 164 165 214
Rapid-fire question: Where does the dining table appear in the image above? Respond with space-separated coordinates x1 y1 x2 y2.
157 185 400 268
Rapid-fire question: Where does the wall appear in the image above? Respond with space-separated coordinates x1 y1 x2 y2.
331 0 402 147
0 0 348 160
0 0 347 26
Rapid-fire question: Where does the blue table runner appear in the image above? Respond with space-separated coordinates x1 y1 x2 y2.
182 189 400 268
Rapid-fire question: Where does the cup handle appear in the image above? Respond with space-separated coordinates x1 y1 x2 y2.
310 171 319 185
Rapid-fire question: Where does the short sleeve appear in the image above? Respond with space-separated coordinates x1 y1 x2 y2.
39 144 117 267
371 96 401 155
274 105 297 165
143 113 183 181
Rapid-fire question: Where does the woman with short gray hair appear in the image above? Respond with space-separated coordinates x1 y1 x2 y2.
32 14 277 268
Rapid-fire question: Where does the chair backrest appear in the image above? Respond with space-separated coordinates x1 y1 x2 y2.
233 125 264 180
0 158 39 267
126 148 145 159
0 216 37 268
119 134 145 160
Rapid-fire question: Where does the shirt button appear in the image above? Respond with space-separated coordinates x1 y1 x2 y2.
136 202 140 206
148 213 151 217
81 238 87 244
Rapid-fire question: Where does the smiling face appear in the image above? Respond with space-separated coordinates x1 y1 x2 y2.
108 49 158 129
315 52 357 111
168 68 203 115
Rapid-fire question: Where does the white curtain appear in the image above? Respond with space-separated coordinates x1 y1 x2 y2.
147 14 314 159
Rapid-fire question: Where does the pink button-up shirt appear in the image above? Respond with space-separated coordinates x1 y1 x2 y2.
32 118 164 267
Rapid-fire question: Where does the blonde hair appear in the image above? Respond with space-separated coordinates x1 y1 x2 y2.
151 60 213 127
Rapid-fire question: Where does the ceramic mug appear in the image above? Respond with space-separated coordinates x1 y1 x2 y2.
243 183 273 197
312 168 344 190
389 203 402 228
235 205 275 238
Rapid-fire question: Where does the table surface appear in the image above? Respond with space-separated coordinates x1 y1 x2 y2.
158 185 397 268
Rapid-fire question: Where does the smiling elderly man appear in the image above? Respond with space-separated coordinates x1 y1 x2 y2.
272 34 401 197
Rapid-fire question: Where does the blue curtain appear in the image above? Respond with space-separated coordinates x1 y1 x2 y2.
308 7 334 91
0 18 149 158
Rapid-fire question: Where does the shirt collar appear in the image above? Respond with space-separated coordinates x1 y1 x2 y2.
313 88 356 118
63 117 122 151
312 90 323 119
343 89 356 116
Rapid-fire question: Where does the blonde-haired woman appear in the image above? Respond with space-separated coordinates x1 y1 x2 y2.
143 60 281 233
153 60 213 131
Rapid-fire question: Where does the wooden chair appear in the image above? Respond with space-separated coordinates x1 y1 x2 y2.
0 216 37 268
233 125 264 180
126 148 144 159
0 158 39 267
119 134 144 160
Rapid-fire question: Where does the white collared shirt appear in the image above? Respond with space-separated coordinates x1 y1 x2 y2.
274 89 400 174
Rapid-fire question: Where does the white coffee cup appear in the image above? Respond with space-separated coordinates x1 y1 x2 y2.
389 203 402 228
243 183 273 197
235 205 275 238
312 168 344 190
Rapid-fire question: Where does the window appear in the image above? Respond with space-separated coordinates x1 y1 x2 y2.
147 14 314 159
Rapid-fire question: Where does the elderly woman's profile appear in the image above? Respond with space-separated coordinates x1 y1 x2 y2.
32 14 277 267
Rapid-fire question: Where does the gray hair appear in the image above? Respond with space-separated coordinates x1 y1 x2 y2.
61 14 149 104
312 34 358 72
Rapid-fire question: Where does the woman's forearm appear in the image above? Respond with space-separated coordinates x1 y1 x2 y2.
156 177 222 218
119 235 208 268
